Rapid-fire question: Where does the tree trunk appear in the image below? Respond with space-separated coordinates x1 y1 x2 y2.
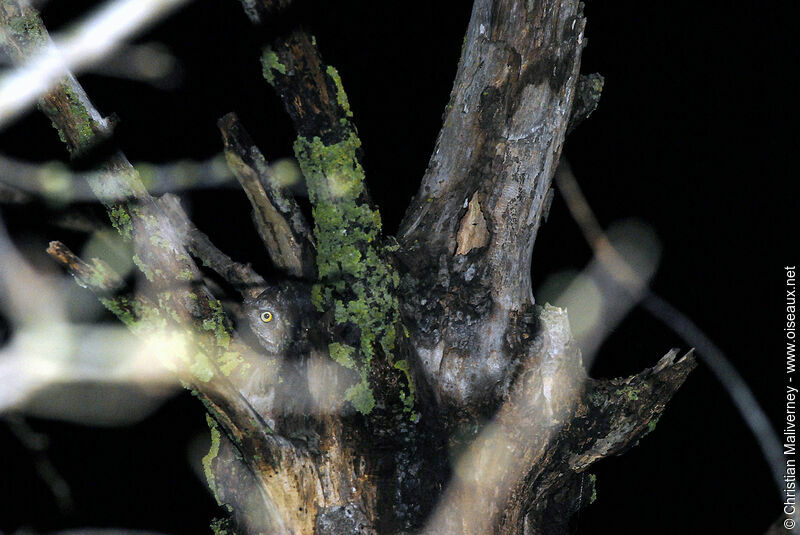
0 0 695 534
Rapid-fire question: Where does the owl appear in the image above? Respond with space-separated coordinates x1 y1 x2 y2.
243 281 313 355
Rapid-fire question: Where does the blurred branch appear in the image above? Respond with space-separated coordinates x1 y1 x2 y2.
0 182 30 203
555 161 784 499
0 221 177 421
90 42 181 89
4 414 73 512
0 154 233 203
0 0 190 129
0 0 292 486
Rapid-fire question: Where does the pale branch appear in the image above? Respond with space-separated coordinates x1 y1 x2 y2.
1 0 293 501
398 0 585 309
157 193 268 299
423 304 587 535
499 349 696 534
218 113 315 280
394 0 587 429
425 310 695 535
0 153 234 203
0 181 29 203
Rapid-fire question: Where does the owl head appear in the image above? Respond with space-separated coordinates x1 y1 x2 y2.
244 283 306 355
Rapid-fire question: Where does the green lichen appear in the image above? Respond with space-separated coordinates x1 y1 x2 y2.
293 131 413 415
646 416 660 435
588 473 597 504
177 269 195 282
99 295 144 329
86 258 118 289
218 351 245 377
109 205 132 240
587 389 605 407
345 378 375 415
155 291 183 323
326 66 353 118
392 359 417 414
209 518 231 535
191 352 215 383
202 299 232 349
202 414 223 505
260 47 287 86
149 234 171 250
60 84 96 153
5 12 47 48
329 342 356 369
616 386 640 401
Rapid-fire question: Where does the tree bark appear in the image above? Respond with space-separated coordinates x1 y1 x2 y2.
0 0 697 534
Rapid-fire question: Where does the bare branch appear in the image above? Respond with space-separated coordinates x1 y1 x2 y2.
569 349 696 473
261 30 356 144
424 311 695 534
46 240 125 293
566 73 604 134
157 193 267 299
218 113 315 279
399 0 586 310
394 0 588 425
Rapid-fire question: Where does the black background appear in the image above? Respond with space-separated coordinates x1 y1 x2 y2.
0 1 797 533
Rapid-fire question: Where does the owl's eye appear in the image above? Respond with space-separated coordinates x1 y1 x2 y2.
260 311 273 323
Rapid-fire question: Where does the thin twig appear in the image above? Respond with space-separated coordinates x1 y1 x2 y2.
555 161 784 499
46 241 125 292
218 113 315 279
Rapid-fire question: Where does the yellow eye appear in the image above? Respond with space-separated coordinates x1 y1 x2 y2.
260 311 273 323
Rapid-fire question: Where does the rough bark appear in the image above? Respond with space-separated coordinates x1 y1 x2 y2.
218 113 316 280
397 0 586 428
0 0 698 534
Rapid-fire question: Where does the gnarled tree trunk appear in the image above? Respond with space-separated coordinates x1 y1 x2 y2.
0 0 695 534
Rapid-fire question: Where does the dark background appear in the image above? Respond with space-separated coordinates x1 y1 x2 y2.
0 0 797 533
